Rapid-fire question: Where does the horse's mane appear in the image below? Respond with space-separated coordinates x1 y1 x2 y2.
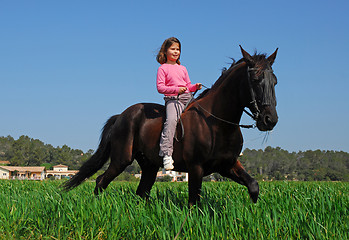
194 52 269 101
196 88 210 100
195 57 243 100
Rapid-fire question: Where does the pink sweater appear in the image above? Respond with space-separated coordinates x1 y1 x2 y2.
156 64 197 96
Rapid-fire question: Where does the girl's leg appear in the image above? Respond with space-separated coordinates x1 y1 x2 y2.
159 98 180 157
159 93 193 169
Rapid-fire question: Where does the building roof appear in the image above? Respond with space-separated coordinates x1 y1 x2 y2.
0 160 10 165
0 166 46 172
46 170 78 174
53 164 68 168
53 164 68 167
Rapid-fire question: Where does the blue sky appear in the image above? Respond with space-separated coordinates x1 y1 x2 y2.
1 1 348 153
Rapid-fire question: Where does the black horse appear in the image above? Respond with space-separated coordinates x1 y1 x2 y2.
63 46 279 206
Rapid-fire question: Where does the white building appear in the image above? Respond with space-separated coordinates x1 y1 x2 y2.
0 164 78 180
156 170 188 182
0 166 46 180
46 164 78 179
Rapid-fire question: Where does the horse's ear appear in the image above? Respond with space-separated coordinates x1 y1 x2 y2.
240 45 253 65
267 48 278 66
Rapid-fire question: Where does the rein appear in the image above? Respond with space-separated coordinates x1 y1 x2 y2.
175 63 275 141
175 74 258 141
196 101 256 129
192 81 258 129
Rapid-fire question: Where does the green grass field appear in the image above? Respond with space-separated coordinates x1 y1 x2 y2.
0 180 348 239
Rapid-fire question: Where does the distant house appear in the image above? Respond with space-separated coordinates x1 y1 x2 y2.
46 164 78 179
156 170 188 182
0 160 10 166
0 166 46 180
134 170 188 182
0 164 78 180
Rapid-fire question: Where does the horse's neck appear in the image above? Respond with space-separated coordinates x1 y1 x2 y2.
199 64 246 124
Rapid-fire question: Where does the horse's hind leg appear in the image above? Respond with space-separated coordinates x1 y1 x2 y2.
219 160 259 203
136 161 159 199
94 147 133 195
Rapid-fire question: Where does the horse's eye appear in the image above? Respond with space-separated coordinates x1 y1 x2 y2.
259 72 265 80
253 72 263 82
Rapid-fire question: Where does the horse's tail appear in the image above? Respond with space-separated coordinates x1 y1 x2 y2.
62 115 119 191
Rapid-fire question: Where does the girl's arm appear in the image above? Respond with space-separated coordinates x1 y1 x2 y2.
184 67 199 92
156 68 178 95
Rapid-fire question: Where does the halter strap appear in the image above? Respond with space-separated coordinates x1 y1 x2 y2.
247 67 260 120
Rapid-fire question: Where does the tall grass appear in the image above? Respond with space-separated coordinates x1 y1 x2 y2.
0 180 347 239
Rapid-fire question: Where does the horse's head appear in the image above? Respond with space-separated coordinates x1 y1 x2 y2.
240 46 279 131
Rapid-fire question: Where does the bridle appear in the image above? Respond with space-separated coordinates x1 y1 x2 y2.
196 66 275 128
245 66 275 121
245 67 260 121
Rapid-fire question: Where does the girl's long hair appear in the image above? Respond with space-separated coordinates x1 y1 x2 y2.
156 37 181 65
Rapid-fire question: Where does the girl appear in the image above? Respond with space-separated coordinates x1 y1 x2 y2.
156 37 202 170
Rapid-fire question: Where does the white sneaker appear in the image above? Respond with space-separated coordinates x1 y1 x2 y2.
163 155 174 170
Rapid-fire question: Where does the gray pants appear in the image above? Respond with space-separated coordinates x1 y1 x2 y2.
159 93 192 157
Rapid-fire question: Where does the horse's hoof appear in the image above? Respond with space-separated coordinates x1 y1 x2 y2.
248 180 259 203
94 186 103 195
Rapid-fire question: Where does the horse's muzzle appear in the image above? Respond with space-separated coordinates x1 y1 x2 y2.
256 107 278 131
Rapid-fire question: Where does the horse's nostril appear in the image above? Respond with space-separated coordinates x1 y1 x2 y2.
265 115 272 124
263 114 278 129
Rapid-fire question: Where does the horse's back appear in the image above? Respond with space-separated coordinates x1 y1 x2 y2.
115 102 165 125
114 103 165 160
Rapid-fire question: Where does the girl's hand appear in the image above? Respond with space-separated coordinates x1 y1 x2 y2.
178 87 187 94
196 83 202 90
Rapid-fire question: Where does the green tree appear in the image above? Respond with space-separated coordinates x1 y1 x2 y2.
157 175 172 182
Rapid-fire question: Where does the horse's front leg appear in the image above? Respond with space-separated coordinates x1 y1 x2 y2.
219 160 259 203
188 164 204 206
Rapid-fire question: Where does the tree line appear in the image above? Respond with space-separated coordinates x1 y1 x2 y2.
0 135 93 170
240 146 349 181
0 135 348 181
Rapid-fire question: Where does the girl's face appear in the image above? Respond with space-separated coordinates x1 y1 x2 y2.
166 43 180 63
